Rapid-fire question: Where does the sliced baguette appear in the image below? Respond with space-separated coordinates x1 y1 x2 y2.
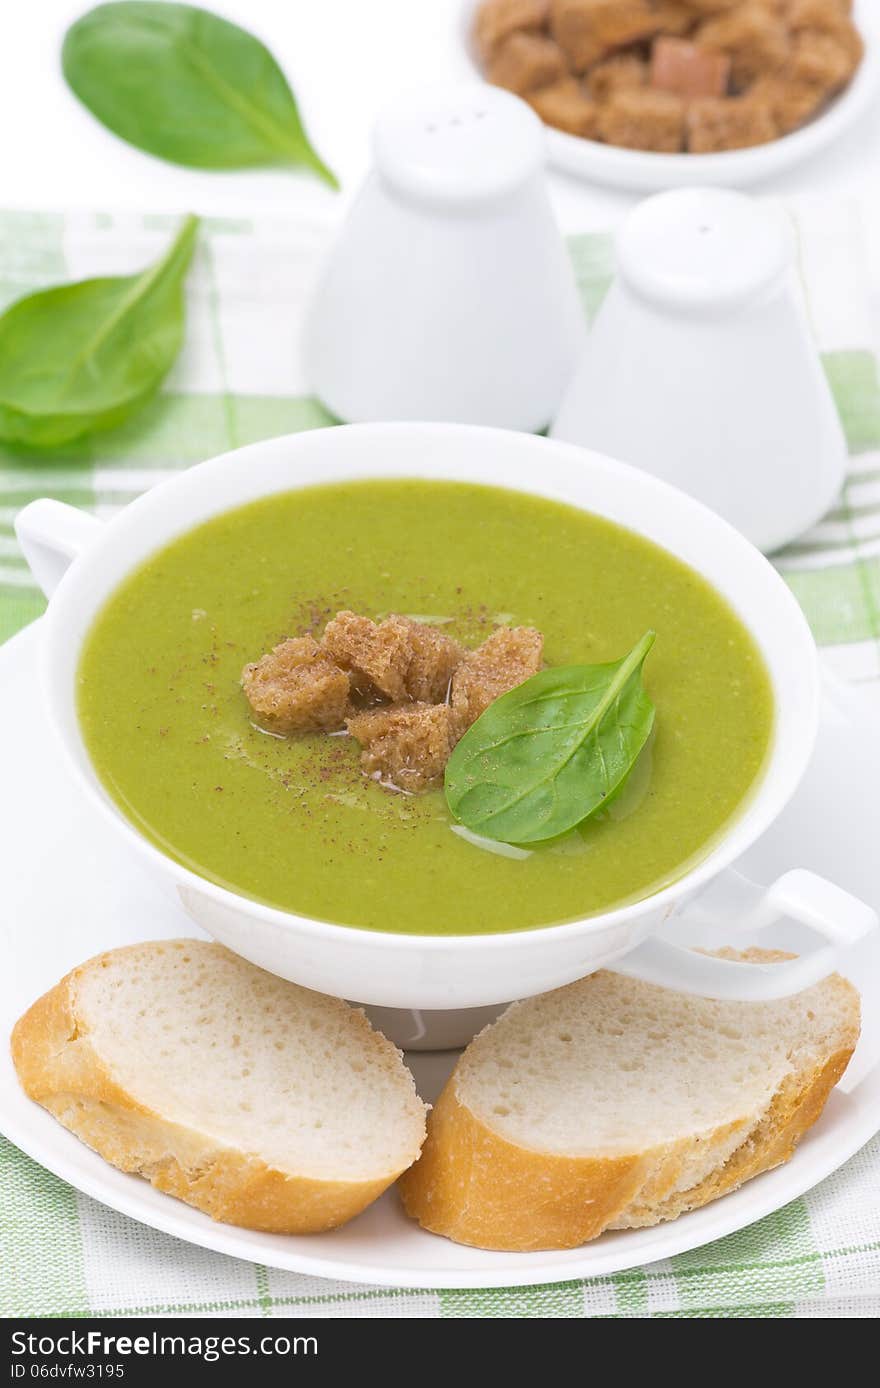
12 940 427 1234
399 951 859 1251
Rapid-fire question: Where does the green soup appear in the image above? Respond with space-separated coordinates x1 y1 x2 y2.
78 480 773 934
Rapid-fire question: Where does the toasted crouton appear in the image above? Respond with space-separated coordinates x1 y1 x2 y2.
681 0 740 11
557 0 694 46
596 88 686 151
687 93 779 150
401 620 464 703
789 29 861 93
487 31 568 94
473 0 551 59
527 77 600 136
322 611 413 700
550 0 669 72
696 4 789 86
787 0 860 54
748 74 826 132
650 2 697 37
241 638 350 734
650 37 732 99
322 612 463 704
451 627 544 730
347 704 456 793
588 52 647 102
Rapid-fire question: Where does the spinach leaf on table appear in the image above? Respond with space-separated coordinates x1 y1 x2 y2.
445 632 656 846
62 2 338 187
0 214 198 450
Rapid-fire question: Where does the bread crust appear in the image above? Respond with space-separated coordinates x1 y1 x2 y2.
12 952 421 1235
398 1086 649 1251
612 1044 853 1229
400 957 860 1252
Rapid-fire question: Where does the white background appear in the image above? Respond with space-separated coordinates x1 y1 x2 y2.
2 0 879 234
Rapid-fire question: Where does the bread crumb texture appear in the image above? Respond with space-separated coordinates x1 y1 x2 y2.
450 625 544 727
400 952 859 1250
241 636 350 734
12 941 427 1234
347 703 457 793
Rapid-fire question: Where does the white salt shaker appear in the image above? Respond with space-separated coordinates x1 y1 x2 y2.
304 85 584 431
551 188 847 554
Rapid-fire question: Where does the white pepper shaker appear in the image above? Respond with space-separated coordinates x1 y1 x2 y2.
551 188 847 554
304 84 584 431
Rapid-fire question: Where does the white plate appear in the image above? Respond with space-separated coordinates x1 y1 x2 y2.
458 0 880 191
2 620 879 1289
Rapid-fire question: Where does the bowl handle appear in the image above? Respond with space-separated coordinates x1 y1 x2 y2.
14 499 104 597
613 867 876 1000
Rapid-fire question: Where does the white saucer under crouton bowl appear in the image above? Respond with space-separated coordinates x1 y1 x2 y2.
459 0 880 191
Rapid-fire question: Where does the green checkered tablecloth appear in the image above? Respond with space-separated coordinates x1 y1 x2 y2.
2 205 879 1319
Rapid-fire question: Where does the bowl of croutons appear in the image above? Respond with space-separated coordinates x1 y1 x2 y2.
463 0 879 189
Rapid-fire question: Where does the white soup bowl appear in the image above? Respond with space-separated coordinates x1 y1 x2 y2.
15 424 877 1042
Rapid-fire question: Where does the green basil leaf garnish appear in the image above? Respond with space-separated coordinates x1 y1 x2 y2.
445 632 656 845
62 2 337 187
0 214 198 449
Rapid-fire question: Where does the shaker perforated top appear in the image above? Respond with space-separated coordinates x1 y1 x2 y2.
371 85 545 207
617 188 793 313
